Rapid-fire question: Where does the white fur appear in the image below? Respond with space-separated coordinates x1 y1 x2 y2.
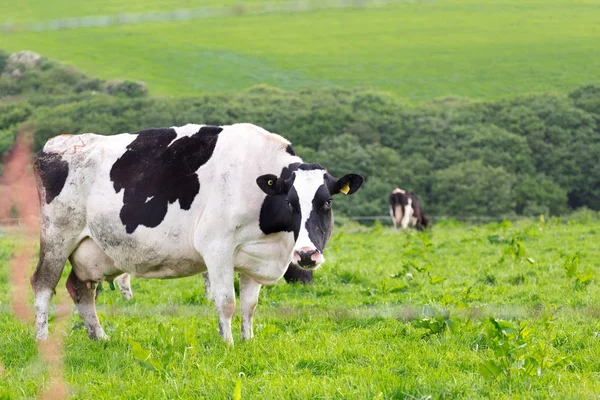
401 198 414 229
34 289 53 341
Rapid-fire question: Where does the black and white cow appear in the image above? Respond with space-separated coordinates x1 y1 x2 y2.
389 188 429 231
31 123 363 344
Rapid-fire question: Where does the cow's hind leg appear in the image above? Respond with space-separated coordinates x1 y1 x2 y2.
68 238 120 339
115 273 133 300
239 274 261 341
66 270 108 340
31 246 71 341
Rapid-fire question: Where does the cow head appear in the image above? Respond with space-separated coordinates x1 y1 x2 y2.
257 163 363 270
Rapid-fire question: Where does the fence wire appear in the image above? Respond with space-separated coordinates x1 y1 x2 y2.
348 215 531 222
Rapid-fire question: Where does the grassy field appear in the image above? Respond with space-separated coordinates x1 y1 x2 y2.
1 216 600 398
1 0 599 100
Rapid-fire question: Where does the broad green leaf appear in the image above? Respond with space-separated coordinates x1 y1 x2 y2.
479 360 502 379
129 340 151 362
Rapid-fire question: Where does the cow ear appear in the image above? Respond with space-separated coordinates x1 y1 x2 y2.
257 174 281 195
332 174 364 196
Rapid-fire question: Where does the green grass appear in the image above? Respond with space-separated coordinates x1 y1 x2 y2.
1 0 599 99
2 217 600 398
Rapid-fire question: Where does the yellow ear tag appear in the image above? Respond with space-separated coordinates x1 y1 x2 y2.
340 183 350 195
267 179 274 186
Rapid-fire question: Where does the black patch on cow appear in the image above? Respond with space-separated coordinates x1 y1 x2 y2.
110 126 222 233
197 125 224 136
281 162 301 179
34 151 69 204
389 192 409 212
258 163 302 240
259 185 301 240
306 184 334 252
286 144 296 156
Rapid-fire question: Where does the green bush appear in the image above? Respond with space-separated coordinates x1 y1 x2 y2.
0 50 9 73
429 160 516 217
104 80 148 98
2 51 600 219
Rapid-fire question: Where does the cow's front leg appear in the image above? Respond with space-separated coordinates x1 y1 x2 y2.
400 206 412 229
239 274 261 341
204 253 236 345
202 272 213 302
215 280 235 345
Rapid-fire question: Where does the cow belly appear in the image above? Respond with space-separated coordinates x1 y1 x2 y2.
111 248 205 278
84 209 204 277
71 237 205 280
130 260 206 279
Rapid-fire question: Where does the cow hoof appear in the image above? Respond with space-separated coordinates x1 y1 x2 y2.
89 330 109 340
35 333 49 342
120 290 133 300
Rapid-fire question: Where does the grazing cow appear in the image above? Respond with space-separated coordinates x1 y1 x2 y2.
389 188 429 230
31 123 363 344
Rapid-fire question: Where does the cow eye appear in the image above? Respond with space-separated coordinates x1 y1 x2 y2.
323 199 332 210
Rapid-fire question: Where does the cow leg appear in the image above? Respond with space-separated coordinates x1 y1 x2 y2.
65 270 108 340
392 204 404 231
202 272 213 302
31 247 71 341
115 273 133 300
401 202 413 229
389 206 398 231
239 274 261 341
203 253 236 345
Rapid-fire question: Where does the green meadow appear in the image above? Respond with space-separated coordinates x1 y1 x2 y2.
1 0 599 99
2 215 600 398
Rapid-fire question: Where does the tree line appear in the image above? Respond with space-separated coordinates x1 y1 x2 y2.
1 50 599 218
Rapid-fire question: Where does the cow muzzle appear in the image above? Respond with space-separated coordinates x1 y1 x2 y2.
292 247 324 270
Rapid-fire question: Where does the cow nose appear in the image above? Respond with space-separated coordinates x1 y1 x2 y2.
297 249 316 263
293 247 322 269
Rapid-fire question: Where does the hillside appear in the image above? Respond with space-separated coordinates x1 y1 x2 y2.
1 0 599 99
2 51 600 219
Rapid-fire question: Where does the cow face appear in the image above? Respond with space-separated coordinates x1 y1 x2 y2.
257 163 363 270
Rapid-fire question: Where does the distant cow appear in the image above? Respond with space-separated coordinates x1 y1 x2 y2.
32 123 363 344
389 188 429 230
